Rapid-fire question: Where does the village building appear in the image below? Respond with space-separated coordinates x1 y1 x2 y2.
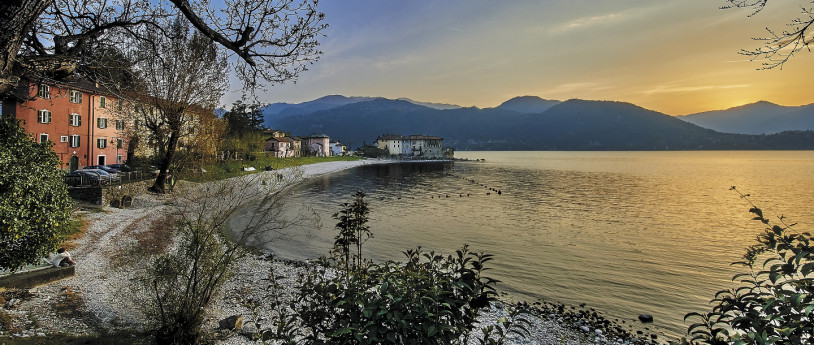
288 136 303 157
376 134 445 158
128 101 218 160
263 129 286 138
304 133 331 157
265 136 295 157
330 141 347 156
1 78 130 170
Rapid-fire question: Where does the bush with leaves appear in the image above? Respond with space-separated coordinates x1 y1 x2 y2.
285 191 502 345
0 116 73 271
682 187 813 345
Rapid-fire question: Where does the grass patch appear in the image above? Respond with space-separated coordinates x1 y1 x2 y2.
111 214 177 268
181 155 360 182
60 217 89 252
53 287 83 317
0 309 19 334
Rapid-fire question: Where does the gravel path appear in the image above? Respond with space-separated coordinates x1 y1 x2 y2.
1 159 668 344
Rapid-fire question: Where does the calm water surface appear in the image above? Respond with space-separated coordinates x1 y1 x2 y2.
252 151 814 339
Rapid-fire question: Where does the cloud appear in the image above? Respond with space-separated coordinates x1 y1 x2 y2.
642 84 751 95
545 4 675 36
552 12 626 33
542 82 613 95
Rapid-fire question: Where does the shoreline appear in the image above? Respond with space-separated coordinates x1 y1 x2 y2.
0 158 667 344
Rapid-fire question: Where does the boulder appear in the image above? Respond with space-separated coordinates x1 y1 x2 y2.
638 314 654 323
219 315 244 331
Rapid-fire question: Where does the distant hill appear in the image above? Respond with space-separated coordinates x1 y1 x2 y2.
268 97 814 150
495 96 561 114
262 95 375 127
397 98 462 110
678 101 814 134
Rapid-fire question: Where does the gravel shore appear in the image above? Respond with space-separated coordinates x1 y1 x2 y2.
1 159 668 344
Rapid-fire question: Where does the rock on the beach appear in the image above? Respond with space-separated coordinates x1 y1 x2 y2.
219 315 244 331
638 314 654 323
580 325 590 332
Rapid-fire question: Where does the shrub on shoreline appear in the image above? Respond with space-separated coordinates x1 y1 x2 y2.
681 187 812 345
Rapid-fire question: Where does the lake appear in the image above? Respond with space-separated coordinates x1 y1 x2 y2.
246 151 814 339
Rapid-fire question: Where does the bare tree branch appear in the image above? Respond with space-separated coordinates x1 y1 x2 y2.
724 0 814 69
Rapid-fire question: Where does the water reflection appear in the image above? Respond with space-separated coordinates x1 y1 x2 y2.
244 151 814 339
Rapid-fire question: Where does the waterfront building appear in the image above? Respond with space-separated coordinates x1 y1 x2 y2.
376 134 444 158
2 78 130 170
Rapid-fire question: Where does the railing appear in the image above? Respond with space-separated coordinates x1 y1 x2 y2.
64 171 150 187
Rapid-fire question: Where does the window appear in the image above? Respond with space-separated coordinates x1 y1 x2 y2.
60 136 68 143
97 138 107 149
37 84 50 99
115 119 125 130
97 117 107 129
69 90 82 103
99 96 106 108
116 100 123 111
117 155 123 163
69 135 80 148
37 110 51 123
39 133 49 143
69 113 81 127
116 138 123 149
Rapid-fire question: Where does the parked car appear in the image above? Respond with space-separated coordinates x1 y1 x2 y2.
64 170 102 186
84 165 121 174
108 164 132 172
79 168 118 184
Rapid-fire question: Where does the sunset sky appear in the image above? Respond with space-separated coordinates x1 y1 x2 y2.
231 0 814 115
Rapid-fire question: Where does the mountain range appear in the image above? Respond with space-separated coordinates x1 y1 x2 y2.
676 101 814 135
261 96 814 150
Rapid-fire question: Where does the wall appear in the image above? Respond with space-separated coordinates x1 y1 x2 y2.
68 179 152 206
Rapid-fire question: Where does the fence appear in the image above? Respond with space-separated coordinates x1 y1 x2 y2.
63 171 150 187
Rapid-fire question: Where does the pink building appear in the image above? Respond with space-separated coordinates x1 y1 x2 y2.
265 136 295 157
2 78 129 171
305 134 331 157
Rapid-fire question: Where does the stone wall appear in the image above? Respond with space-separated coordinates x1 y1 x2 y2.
68 179 152 207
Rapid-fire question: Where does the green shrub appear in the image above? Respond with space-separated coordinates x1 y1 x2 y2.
682 187 813 345
0 116 73 271
288 192 500 345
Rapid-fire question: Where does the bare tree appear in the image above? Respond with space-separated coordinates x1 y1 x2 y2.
724 0 814 69
127 18 227 193
0 0 325 98
137 167 318 343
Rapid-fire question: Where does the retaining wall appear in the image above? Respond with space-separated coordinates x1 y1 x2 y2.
68 179 152 207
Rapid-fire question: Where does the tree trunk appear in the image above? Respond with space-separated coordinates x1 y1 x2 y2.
151 128 180 193
0 0 51 95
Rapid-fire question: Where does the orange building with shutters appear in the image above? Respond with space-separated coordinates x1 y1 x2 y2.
1 78 130 171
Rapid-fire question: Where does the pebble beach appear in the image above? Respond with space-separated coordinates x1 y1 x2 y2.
0 159 668 344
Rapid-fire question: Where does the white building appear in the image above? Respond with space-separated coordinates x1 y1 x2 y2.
376 134 444 158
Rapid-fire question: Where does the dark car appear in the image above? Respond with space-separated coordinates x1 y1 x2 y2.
80 168 119 184
108 164 132 172
64 170 102 186
84 165 121 174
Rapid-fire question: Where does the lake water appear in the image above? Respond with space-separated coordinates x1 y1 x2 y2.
250 151 814 339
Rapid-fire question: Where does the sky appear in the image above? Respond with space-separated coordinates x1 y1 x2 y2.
224 0 814 115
